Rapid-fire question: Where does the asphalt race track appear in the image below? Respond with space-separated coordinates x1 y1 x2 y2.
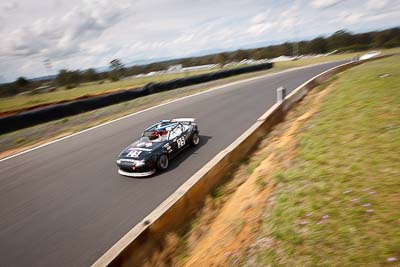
0 61 346 266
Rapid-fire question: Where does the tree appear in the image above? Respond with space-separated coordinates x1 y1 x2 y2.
309 37 328 54
15 77 29 87
82 68 99 82
231 49 249 61
110 59 124 71
0 83 18 96
373 28 400 47
56 69 82 88
213 53 226 67
298 41 311 55
251 49 266 60
328 30 353 50
109 59 125 81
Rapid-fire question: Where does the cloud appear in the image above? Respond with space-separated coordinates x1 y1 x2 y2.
1 0 129 60
311 0 345 9
248 13 274 35
332 1 400 26
110 17 245 61
336 11 363 24
2 1 18 11
366 0 389 10
0 1 18 27
247 3 303 36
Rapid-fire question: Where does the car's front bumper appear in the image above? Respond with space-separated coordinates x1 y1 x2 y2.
118 168 156 177
117 158 156 177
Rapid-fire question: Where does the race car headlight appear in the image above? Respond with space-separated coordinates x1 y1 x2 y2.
135 160 146 166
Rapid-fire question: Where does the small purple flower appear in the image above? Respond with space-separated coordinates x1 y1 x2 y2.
350 198 360 202
306 212 313 217
322 215 329 220
366 209 374 213
363 203 371 207
224 251 231 256
317 221 323 225
299 220 308 225
368 191 376 195
343 190 352 194
387 257 397 262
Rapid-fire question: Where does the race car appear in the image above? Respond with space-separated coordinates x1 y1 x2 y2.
116 118 200 177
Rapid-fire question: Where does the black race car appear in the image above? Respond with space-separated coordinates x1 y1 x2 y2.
116 118 200 177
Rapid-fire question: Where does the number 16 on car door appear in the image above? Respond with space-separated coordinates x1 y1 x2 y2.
176 136 185 149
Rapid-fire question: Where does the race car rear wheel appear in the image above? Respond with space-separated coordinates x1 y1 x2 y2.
190 132 200 147
157 154 169 171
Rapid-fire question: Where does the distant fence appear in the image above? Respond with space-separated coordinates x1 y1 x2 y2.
0 63 273 135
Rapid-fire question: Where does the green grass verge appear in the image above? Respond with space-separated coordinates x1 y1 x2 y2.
1 47 399 114
0 69 216 113
256 55 400 265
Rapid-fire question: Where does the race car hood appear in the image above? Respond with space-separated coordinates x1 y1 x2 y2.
118 140 165 160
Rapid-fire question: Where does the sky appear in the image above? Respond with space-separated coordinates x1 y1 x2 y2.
0 0 399 82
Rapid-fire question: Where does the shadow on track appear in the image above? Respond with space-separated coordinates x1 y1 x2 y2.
130 135 212 179
166 134 212 172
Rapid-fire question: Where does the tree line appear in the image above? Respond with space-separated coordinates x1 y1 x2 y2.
1 27 399 97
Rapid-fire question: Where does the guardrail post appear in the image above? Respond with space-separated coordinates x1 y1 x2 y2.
277 86 286 102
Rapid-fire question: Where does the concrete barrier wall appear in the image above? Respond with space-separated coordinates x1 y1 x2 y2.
92 57 386 267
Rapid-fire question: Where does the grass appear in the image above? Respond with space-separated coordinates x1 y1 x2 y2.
0 68 216 113
1 47 399 114
14 137 26 144
262 47 399 74
255 55 400 266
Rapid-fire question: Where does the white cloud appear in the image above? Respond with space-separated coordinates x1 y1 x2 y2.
311 0 345 9
1 0 129 59
332 1 400 27
366 0 389 10
336 11 363 24
247 3 303 36
248 13 275 35
2 1 18 11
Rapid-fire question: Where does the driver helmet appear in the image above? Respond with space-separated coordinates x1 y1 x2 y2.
150 131 159 140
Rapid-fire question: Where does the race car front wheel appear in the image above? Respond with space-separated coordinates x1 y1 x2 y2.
157 154 169 171
191 132 200 147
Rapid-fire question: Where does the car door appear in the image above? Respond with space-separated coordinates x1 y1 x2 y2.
168 125 186 156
